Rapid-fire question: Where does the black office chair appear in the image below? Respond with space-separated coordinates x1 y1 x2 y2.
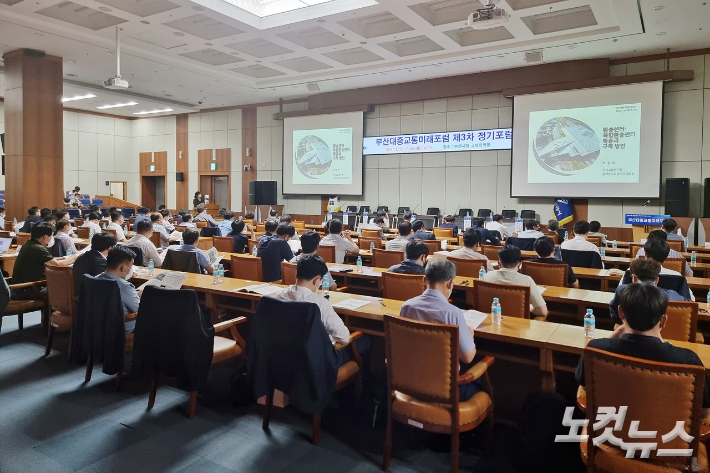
502 210 516 219
426 207 440 216
397 207 410 215
122 245 144 268
200 227 219 237
163 250 202 274
377 206 389 213
459 208 473 217
358 206 371 215
521 210 536 219
561 249 603 269
477 209 492 218
346 206 357 213
506 237 536 251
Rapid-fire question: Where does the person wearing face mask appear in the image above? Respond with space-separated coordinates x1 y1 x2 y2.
96 247 141 333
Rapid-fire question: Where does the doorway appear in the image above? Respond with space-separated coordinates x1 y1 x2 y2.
141 176 166 210
199 174 230 210
109 181 127 201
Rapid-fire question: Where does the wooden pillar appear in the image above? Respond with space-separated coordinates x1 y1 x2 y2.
176 114 189 210
242 108 257 210
3 49 63 222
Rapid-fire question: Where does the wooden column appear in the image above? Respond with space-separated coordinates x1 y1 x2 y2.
242 108 257 210
3 49 63 222
176 114 189 210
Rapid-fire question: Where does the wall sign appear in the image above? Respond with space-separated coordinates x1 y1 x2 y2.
363 128 512 155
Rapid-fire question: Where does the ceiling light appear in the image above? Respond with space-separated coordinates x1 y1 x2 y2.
174 32 185 37
62 93 96 103
97 101 138 109
656 31 666 35
134 109 173 115
141 21 150 24
66 73 78 77
98 6 112 12
653 6 665 10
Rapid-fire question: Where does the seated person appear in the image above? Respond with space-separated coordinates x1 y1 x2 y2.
0 207 5 232
560 220 600 253
472 218 500 245
19 206 40 233
132 207 151 230
576 282 710 417
448 228 493 271
96 247 141 333
193 204 218 227
663 218 686 252
174 228 214 274
320 219 359 264
280 214 300 241
106 210 127 242
218 210 236 237
258 218 279 243
370 209 390 229
483 245 548 319
228 220 252 254
388 240 428 275
487 214 511 240
160 210 175 232
151 212 180 249
547 219 566 244
290 231 336 289
588 220 607 246
399 258 480 401
63 197 72 208
385 221 412 252
528 236 579 288
636 230 693 277
516 219 545 239
181 213 196 228
53 219 78 254
82 211 103 235
360 217 387 240
402 211 412 223
274 254 370 367
408 220 436 241
438 215 459 236
269 209 279 219
73 232 116 296
124 220 163 267
257 222 295 282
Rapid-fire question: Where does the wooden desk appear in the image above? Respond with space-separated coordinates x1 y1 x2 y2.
0 249 19 277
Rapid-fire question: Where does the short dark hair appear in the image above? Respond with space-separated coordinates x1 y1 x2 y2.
158 205 167 210
244 211 255 220
28 206 39 215
619 283 667 332
136 220 153 234
223 210 235 220
405 240 429 260
403 211 412 220
647 229 668 241
445 215 455 223
493 214 503 222
425 258 456 284
300 231 321 254
373 217 384 225
196 204 206 213
91 232 116 252
150 212 161 223
276 223 295 237
40 208 53 219
106 246 135 270
377 210 386 218
182 213 193 222
296 254 328 281
644 238 670 263
534 236 555 257
269 209 278 217
573 220 590 235
629 258 662 282
88 212 101 221
160 209 170 218
462 229 482 248
31 222 54 239
56 219 71 231
662 218 677 232
138 207 150 214
398 221 412 236
323 220 331 235
90 205 99 212
54 209 68 220
472 217 485 227
411 220 425 232
0 207 6 214
110 210 122 222
182 228 200 245
329 218 343 234
43 215 57 225
264 218 279 233
498 245 521 268
279 214 292 224
589 220 601 232
194 191 201 197
525 219 539 230
231 220 245 234
548 219 559 231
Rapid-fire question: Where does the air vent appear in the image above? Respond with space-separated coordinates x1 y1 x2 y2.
37 1 126 30
507 0 567 11
278 26 348 49
524 51 543 62
323 47 384 65
164 14 244 40
180 48 244 66
444 26 514 47
378 35 444 57
231 65 286 79
225 38 293 58
409 0 483 26
521 5 597 35
94 0 180 17
338 12 414 39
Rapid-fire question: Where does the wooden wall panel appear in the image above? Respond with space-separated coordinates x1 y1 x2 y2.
197 148 230 174
176 114 189 210
139 151 167 175
242 108 257 209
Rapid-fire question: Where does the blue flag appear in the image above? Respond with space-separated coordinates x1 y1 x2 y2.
553 199 573 225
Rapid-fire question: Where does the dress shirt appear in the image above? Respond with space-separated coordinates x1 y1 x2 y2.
132 214 151 231
665 231 687 252
96 272 141 332
194 212 218 227
182 221 196 228
635 247 693 277
408 231 436 241
472 226 500 245
320 234 357 264
387 259 425 275
152 223 171 249
385 235 410 252
516 229 545 239
400 289 475 356
588 231 607 246
54 231 77 254
228 232 249 253
162 220 175 233
486 221 511 239
448 246 493 272
174 244 211 274
274 285 350 344
107 221 126 241
0 216 5 232
290 253 336 289
439 222 459 236
217 219 234 237
256 235 294 282
124 233 162 267
82 220 102 235
560 235 599 253
482 267 546 309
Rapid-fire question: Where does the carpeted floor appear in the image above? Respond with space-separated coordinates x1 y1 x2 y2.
0 311 519 473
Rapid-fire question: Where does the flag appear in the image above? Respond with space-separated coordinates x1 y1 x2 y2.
553 199 573 225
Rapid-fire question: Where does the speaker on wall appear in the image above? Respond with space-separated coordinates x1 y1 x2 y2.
665 178 690 217
176 172 184 182
249 181 277 205
704 178 710 218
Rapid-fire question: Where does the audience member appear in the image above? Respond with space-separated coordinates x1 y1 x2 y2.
280 214 300 240
547 219 566 244
159 209 175 232
174 228 214 274
96 247 141 333
386 221 412 252
257 223 295 282
259 218 279 244
408 220 435 241
588 220 607 246
132 207 151 230
182 213 196 228
636 230 693 277
81 211 102 235
449 228 492 271
194 204 218 227
19 206 40 233
560 220 599 253
320 219 359 264
124 220 162 267
107 210 127 242
360 217 387 240
193 191 205 207
387 240 429 275
290 231 336 290
528 236 579 288
517 219 545 239
439 215 459 236
218 211 236 237
73 232 116 296
472 217 500 245
228 220 252 254
151 212 180 249
487 214 511 240
663 218 686 251
54 219 77 254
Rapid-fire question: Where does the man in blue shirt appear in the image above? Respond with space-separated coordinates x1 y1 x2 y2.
228 220 253 254
388 240 429 275
194 204 218 227
257 222 295 282
174 228 214 274
472 217 500 245
399 258 480 401
258 218 279 245
217 210 236 237
96 246 141 333
408 220 436 241
439 215 459 236
132 207 151 231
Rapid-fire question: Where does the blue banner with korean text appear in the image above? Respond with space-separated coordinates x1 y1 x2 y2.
363 128 512 155
553 199 573 225
624 214 670 225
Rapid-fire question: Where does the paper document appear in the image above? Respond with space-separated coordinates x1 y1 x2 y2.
288 240 301 252
463 310 488 329
434 251 451 256
204 247 220 266
137 271 187 291
75 244 92 257
234 283 280 295
538 286 547 294
169 230 183 239
331 299 370 310
71 238 85 244
329 266 352 272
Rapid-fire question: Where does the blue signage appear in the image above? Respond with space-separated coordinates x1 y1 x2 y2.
363 128 511 155
624 214 670 225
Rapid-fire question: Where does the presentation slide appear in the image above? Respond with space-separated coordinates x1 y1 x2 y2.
283 111 364 195
511 82 663 198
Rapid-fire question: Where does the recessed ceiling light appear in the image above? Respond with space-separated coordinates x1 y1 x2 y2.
205 43 212 46
98 6 111 12
62 93 96 103
656 31 666 35
134 108 173 115
67 59 78 64
141 21 150 24
174 32 185 37
653 6 665 10
97 101 139 109
66 73 78 77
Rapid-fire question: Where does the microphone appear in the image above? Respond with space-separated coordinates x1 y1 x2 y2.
411 204 420 213
642 200 651 208
454 206 460 218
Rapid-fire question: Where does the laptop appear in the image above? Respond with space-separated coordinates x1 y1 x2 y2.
0 237 12 253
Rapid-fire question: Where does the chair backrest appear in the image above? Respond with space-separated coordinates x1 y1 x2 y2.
360 228 381 238
585 235 601 247
382 272 425 301
359 206 371 214
459 208 473 217
473 280 530 318
358 236 382 250
372 249 405 269
345 206 357 213
67 209 81 218
213 236 234 253
92 199 104 206
663 257 686 275
667 239 683 252
377 206 389 213
426 207 439 216
520 210 535 219
583 346 703 467
162 250 202 274
521 260 568 287
231 254 262 281
16 233 31 246
317 244 336 263
418 239 440 253
506 237 536 251
122 207 135 218
129 216 137 224
45 264 75 316
560 249 603 269
248 239 259 254
73 217 84 227
501 210 516 219
256 223 266 233
477 209 492 218
122 245 144 268
447 256 484 278
383 314 458 404
481 245 500 260
629 243 644 258
49 240 66 257
195 220 208 229
281 261 297 286
103 228 118 238
397 207 409 215
662 301 698 343
80 199 90 206
200 226 219 238
149 231 161 248
75 226 90 239
292 220 306 230
175 225 188 232
432 227 454 238
543 232 559 244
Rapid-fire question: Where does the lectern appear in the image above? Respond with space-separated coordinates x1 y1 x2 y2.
625 213 669 241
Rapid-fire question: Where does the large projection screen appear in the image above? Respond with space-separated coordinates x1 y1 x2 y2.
283 111 364 195
511 81 663 198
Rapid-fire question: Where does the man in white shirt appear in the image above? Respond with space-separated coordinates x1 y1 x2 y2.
385 221 412 252
482 245 548 319
560 220 600 253
663 218 687 252
369 210 390 230
0 207 6 233
160 210 175 233
635 230 693 277
194 204 218 227
360 217 387 241
274 254 370 368
54 219 78 254
320 218 359 264
124 220 163 267
151 212 180 249
588 220 607 246
636 237 695 301
486 214 511 240
448 228 493 272
106 210 127 242
181 213 196 228
81 211 103 236
516 219 545 239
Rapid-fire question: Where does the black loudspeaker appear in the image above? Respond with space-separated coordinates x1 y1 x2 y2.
703 178 710 218
249 181 277 205
665 178 690 217
176 172 184 182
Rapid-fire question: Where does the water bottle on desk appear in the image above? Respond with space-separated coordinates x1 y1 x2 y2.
322 276 330 297
479 266 486 280
65 247 72 257
213 264 219 284
218 264 224 282
252 245 258 257
564 230 569 241
102 222 106 229
148 259 155 276
123 224 128 233
686 236 690 248
489 211 493 221
691 251 697 265
600 245 606 257
612 240 617 249
584 309 596 338
370 241 375 251
13 218 17 225
356 256 363 273
491 298 502 325
464 212 471 230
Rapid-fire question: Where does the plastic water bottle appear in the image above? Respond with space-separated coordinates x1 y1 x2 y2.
584 309 596 338
88 230 94 240
322 276 330 297
600 246 606 257
356 256 363 273
123 224 128 233
612 240 617 249
564 230 569 241
370 241 375 251
707 290 710 313
479 266 486 279
148 259 155 276
213 264 219 283
218 264 224 282
13 217 17 225
691 251 697 265
65 247 72 256
685 236 690 247
252 245 258 257
491 297 502 325
102 222 106 229
489 211 493 221
179 235 184 246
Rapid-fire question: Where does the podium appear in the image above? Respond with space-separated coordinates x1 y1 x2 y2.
625 213 669 241
205 203 220 217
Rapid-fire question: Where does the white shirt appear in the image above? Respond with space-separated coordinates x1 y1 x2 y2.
448 246 493 271
517 229 545 239
82 221 102 235
152 223 171 249
561 235 599 253
274 285 350 344
385 235 410 252
635 248 693 277
321 234 357 264
124 233 162 267
487 221 511 239
483 268 546 309
107 221 126 241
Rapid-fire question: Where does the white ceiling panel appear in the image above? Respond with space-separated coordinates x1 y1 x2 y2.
94 0 181 18
163 14 245 40
225 38 293 58
36 1 127 31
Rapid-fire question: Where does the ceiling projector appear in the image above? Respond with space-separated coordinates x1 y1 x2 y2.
104 76 129 90
467 0 509 30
